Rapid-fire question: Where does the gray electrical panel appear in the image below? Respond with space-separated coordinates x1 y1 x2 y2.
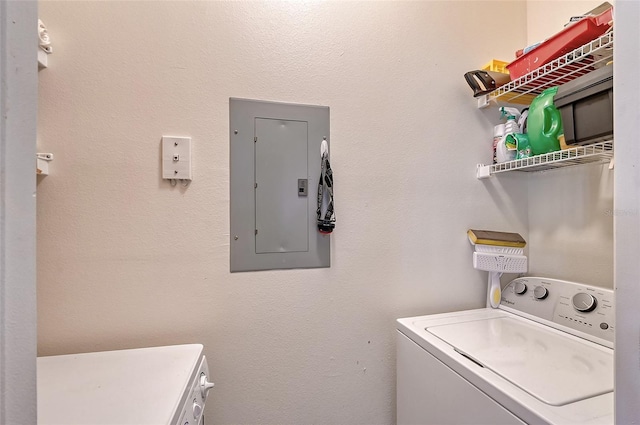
229 98 330 272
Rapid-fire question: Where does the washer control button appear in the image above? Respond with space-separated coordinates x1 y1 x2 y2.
533 286 548 300
572 292 597 312
600 323 609 330
513 281 527 295
193 401 202 419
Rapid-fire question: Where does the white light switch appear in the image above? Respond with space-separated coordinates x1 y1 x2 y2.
162 136 192 180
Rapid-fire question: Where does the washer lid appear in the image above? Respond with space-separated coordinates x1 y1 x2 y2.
427 317 613 406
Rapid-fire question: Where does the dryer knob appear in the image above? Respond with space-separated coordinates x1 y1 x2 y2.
533 286 548 300
513 281 527 295
192 401 202 419
572 292 597 312
200 373 215 398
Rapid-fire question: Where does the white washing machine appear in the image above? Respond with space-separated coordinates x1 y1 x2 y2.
38 344 215 425
397 277 614 425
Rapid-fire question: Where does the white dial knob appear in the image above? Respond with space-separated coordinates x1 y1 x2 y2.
533 286 548 300
192 400 202 419
572 292 597 312
200 373 215 398
513 281 527 295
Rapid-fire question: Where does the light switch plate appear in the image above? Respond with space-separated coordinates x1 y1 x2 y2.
162 136 192 180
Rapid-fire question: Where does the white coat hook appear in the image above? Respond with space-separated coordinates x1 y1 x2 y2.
320 138 328 157
36 153 54 176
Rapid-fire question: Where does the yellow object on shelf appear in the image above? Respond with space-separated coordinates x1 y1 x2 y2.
482 60 510 75
480 60 535 104
494 92 536 105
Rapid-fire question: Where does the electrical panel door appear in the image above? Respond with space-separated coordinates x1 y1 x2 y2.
254 118 309 254
230 98 330 272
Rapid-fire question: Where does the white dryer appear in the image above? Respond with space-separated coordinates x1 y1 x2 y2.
38 344 215 425
397 277 614 425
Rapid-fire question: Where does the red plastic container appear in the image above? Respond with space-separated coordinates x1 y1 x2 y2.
506 7 613 80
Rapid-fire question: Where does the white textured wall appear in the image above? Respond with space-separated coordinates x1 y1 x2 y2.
37 1 528 423
527 165 613 287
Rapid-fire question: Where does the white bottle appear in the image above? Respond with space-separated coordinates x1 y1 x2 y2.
496 134 516 163
492 124 505 164
496 107 522 164
499 107 522 131
504 114 520 135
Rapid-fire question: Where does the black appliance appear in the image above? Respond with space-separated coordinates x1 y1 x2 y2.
555 65 613 146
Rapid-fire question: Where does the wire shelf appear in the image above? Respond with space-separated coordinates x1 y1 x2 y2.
477 141 613 179
488 31 613 104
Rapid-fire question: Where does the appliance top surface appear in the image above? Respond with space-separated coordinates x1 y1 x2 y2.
397 309 614 424
396 278 615 425
37 343 203 425
426 316 613 406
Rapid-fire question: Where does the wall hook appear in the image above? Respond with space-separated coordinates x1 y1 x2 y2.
36 153 54 175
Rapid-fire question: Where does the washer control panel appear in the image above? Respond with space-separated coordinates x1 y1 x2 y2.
177 355 214 425
500 277 614 347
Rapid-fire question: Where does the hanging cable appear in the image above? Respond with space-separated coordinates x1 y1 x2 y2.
316 139 335 234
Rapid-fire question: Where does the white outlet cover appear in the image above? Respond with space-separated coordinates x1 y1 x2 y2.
162 136 192 180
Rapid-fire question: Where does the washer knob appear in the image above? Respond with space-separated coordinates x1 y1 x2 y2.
200 373 215 398
533 286 548 300
193 400 202 419
513 281 527 295
572 292 597 312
